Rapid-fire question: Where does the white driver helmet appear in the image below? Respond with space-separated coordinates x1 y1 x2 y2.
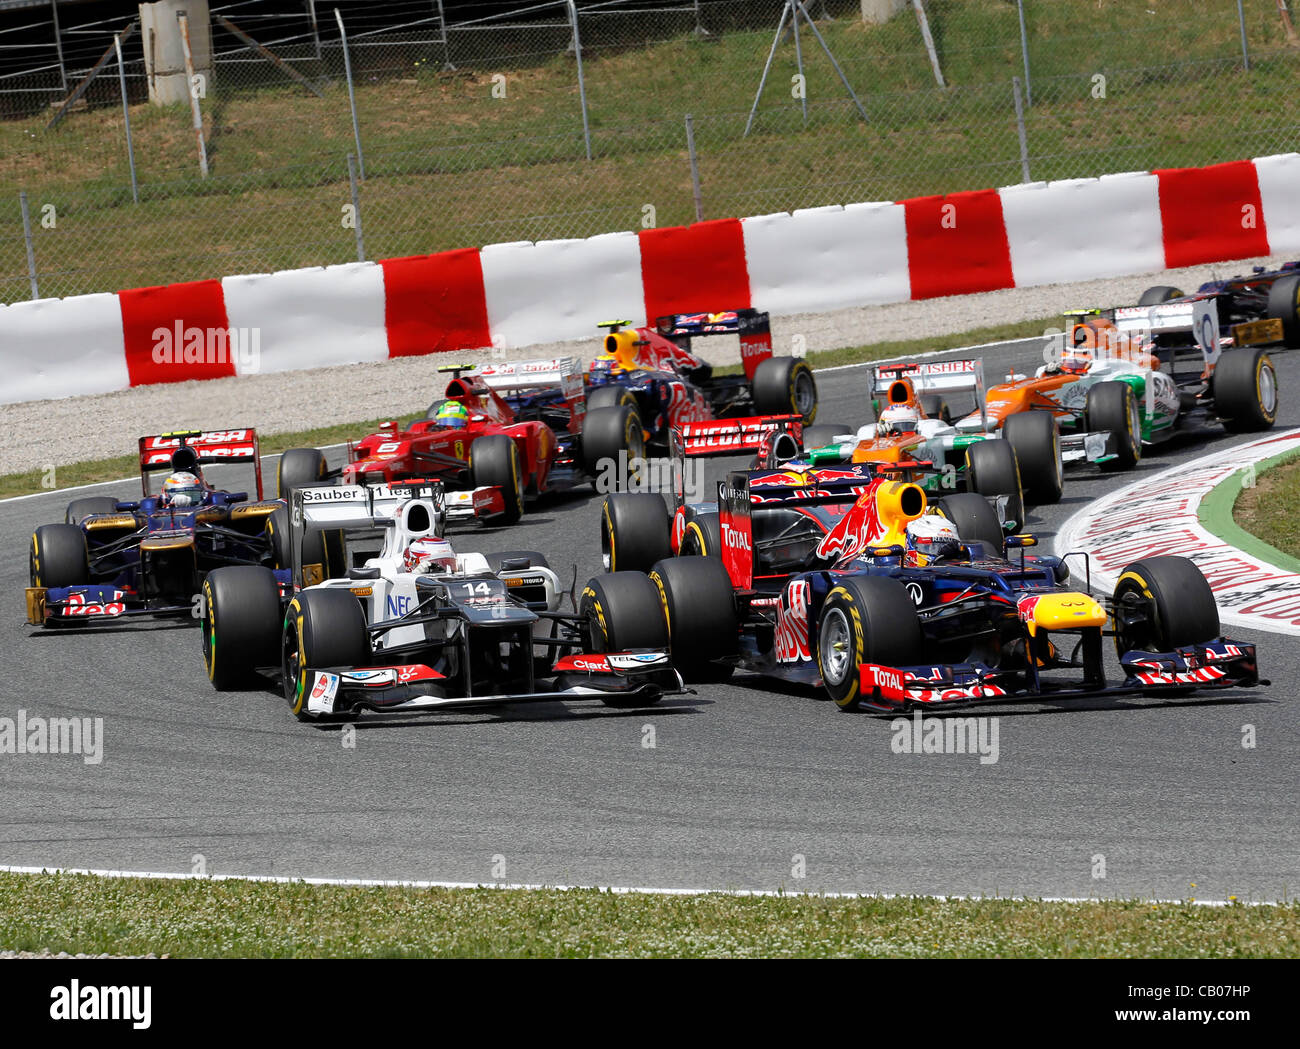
161 471 205 508
905 514 960 566
404 536 457 576
878 404 921 436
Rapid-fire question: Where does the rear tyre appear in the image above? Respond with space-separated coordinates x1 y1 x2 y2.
919 394 952 424
283 588 371 720
1085 381 1141 471
1002 411 1064 505
801 423 850 453
586 385 637 413
649 557 737 682
678 513 721 558
1112 556 1220 658
965 439 1024 531
753 357 818 423
582 404 646 486
64 497 120 526
30 524 89 588
470 435 525 523
935 492 1004 553
1214 347 1278 433
277 447 330 498
485 550 551 572
202 565 282 691
1266 274 1300 348
1137 285 1184 306
601 493 671 572
817 576 923 710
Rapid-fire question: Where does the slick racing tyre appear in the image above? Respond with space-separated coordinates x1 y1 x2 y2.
817 575 923 710
1085 381 1141 472
64 497 120 526
202 565 282 691
965 439 1025 533
579 572 669 708
582 404 646 486
1002 410 1064 505
649 556 737 682
601 493 671 572
800 423 850 454
1266 274 1300 348
919 395 952 425
677 512 721 559
30 524 89 588
485 551 551 572
1214 347 1278 433
267 506 345 581
282 588 371 720
935 492 1004 553
1137 286 1184 306
277 447 330 498
470 434 526 524
1112 556 1220 659
586 385 638 413
753 357 818 423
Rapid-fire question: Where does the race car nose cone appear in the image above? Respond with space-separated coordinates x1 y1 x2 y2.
1017 592 1107 635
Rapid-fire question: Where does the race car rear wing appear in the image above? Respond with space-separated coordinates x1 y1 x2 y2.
675 415 803 457
1112 299 1225 366
472 357 584 398
137 429 263 499
873 358 987 430
652 309 773 380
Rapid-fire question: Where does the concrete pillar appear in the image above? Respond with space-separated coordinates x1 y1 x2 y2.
141 0 213 105
860 0 906 24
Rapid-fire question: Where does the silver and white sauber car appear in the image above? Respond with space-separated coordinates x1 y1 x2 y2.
200 479 683 720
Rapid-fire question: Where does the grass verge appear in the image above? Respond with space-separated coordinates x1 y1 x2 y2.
1233 455 1300 561
0 316 1056 500
0 872 1294 958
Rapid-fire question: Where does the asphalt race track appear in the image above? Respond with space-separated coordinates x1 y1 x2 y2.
2 335 1296 900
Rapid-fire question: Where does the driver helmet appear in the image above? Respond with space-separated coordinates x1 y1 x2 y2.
433 400 470 430
1060 350 1092 374
404 536 457 576
161 471 205 508
877 404 921 437
904 514 960 567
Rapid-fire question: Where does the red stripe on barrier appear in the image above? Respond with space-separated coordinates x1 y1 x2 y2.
381 249 492 357
903 189 1015 300
639 219 751 320
1156 160 1269 268
119 280 233 387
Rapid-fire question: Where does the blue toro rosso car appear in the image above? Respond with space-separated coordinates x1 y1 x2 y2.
595 453 1263 712
25 429 309 628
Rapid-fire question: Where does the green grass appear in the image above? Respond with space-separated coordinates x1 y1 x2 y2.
2 0 1299 301
0 872 1294 958
1234 457 1300 560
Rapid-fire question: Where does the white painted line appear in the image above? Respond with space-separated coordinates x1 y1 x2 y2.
0 864 1277 906
1054 428 1300 637
811 334 1045 375
0 443 349 506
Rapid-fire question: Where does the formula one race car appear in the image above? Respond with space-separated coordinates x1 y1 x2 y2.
574 308 817 456
1129 260 1300 349
797 359 1064 516
26 429 292 627
200 479 683 720
954 303 1277 477
598 464 1261 711
276 357 644 525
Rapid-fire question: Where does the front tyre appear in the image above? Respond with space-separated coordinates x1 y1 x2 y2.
1112 556 1220 658
965 438 1024 531
817 576 923 710
648 556 737 682
470 434 526 523
1002 411 1064 505
30 524 89 588
579 572 669 708
1085 381 1141 471
277 447 330 498
203 565 282 691
601 493 671 572
282 588 371 720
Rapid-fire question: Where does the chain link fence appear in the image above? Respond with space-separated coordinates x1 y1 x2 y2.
2 0 1299 303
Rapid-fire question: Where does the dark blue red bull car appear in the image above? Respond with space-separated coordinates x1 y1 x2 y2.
594 452 1263 712
26 429 294 628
